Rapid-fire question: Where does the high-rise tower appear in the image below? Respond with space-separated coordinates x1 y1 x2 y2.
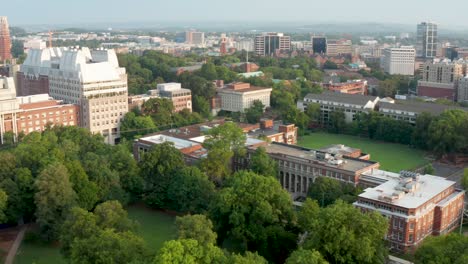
0 17 12 61
416 22 438 58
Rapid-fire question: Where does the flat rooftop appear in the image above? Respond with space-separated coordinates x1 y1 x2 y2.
304 91 378 106
358 172 456 209
319 144 361 156
379 101 466 115
256 142 378 172
138 134 200 150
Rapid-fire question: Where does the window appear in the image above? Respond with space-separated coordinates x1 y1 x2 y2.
409 234 413 242
410 223 414 230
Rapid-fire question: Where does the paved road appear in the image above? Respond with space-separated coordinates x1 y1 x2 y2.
4 225 27 264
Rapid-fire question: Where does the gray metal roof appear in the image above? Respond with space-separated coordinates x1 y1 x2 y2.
304 91 378 105
378 101 466 115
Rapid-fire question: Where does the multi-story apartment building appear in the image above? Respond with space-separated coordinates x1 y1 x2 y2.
299 91 379 123
416 22 438 58
378 100 464 124
299 91 466 125
311 36 327 54
217 82 272 113
0 76 78 143
417 59 466 100
323 79 368 95
382 46 416 76
0 17 12 61
20 47 129 144
156 83 192 112
326 39 352 56
254 33 291 56
355 170 464 252
458 76 468 103
185 31 205 45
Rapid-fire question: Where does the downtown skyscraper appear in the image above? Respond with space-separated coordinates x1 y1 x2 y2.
416 22 438 58
0 16 12 61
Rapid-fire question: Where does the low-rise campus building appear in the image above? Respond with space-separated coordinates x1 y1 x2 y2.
217 82 272 113
354 170 464 252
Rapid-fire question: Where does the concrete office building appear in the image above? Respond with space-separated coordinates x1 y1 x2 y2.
326 39 352 56
416 22 438 58
156 83 192 112
311 36 327 54
0 17 12 61
299 91 379 123
458 76 468 102
355 170 464 252
0 76 78 143
217 82 272 113
185 31 205 45
254 33 291 56
382 46 416 76
417 59 466 100
20 47 129 144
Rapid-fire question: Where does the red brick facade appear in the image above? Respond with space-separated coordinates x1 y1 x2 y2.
417 85 455 100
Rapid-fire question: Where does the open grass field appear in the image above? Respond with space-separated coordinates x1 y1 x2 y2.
14 205 176 263
127 205 176 253
298 132 428 172
14 241 65 264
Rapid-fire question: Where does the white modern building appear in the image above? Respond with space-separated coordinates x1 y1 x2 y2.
22 47 129 144
23 39 47 52
217 82 272 113
416 22 438 58
382 46 416 76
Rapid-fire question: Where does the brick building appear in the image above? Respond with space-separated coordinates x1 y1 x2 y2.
0 76 78 143
354 170 464 252
417 59 466 100
157 83 192 113
323 79 368 95
0 17 12 61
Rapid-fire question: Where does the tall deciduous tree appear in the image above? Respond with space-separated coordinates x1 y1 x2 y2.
250 147 278 178
303 201 388 264
245 100 265 124
286 249 328 264
428 109 468 156
167 167 215 213
35 163 76 240
202 122 246 181
70 229 150 264
175 214 217 245
414 234 468 264
328 110 347 134
228 252 268 264
154 239 227 264
209 171 294 260
0 190 7 223
139 142 185 208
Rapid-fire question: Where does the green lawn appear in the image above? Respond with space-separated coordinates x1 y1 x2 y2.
15 241 65 264
127 205 176 253
298 132 428 172
14 205 176 263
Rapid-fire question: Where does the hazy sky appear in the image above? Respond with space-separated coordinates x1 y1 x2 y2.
3 0 468 27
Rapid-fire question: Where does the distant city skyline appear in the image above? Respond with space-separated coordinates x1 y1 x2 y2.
3 0 468 28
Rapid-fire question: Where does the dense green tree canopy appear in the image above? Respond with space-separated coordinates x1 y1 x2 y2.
303 201 388 264
286 249 328 264
175 214 217 245
250 147 278 178
209 171 294 260
414 234 468 264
